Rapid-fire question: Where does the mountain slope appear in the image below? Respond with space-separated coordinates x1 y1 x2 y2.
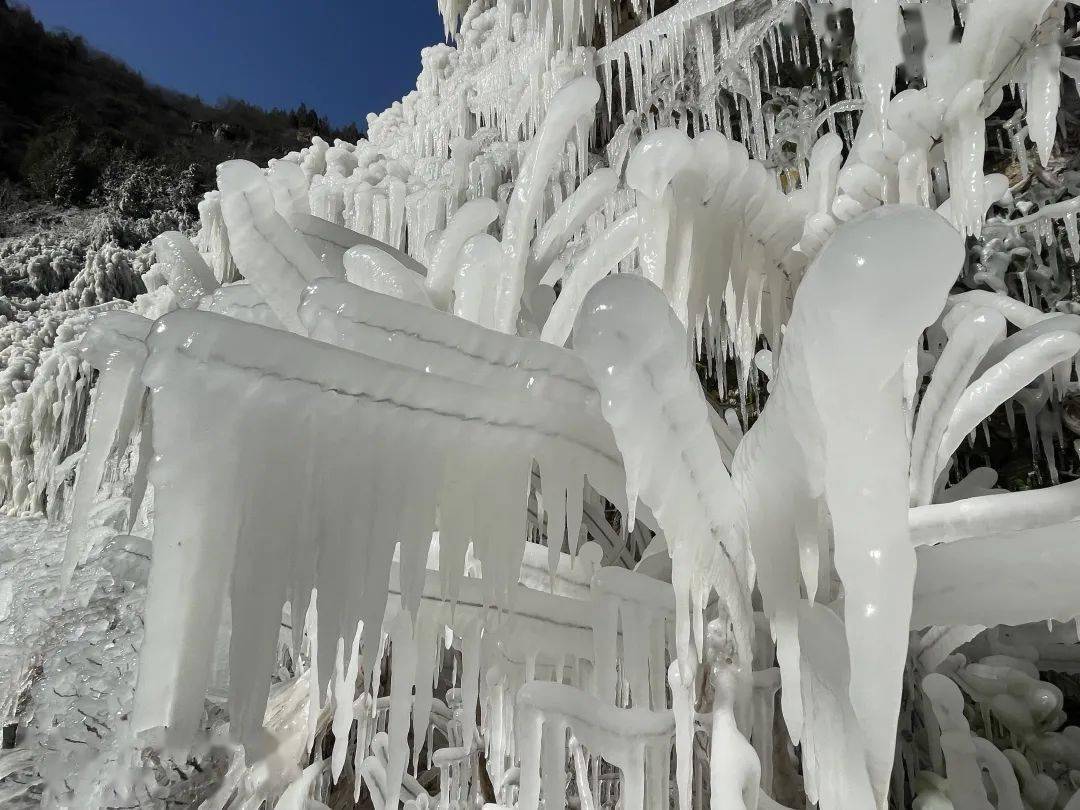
0 0 361 212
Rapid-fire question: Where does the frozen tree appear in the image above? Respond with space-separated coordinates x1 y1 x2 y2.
6 1 1080 808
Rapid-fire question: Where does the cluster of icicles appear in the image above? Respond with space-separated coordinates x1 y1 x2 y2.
29 0 1080 808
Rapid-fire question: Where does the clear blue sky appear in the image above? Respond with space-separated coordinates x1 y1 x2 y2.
22 0 447 127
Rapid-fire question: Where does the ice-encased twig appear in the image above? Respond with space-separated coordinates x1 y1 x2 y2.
426 198 499 308
300 277 600 412
526 168 618 292
948 290 1052 330
574 274 754 703
201 280 283 328
540 209 640 346
913 519 1080 629
496 77 601 334
217 160 330 332
705 648 760 810
292 212 428 279
909 307 1005 507
935 330 1080 482
151 231 219 308
910 477 1080 547
343 243 433 307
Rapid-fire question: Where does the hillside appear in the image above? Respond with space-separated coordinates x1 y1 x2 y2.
0 0 368 419
0 0 362 231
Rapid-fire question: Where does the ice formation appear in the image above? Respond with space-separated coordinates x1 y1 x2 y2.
7 0 1080 808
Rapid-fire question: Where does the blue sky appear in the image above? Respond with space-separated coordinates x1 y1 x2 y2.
23 0 447 127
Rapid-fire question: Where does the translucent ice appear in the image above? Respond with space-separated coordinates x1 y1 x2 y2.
151 231 219 308
574 274 753 692
61 311 153 591
12 2 1080 807
734 205 964 804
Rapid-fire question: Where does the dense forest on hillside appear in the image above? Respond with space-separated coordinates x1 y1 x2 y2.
0 0 362 234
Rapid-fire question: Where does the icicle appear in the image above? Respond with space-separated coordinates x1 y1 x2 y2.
540 209 639 344
575 274 754 688
305 596 321 752
383 612 418 809
331 625 362 781
798 604 876 809
1039 410 1060 485
668 662 694 810
1026 5 1064 168
942 81 987 238
410 615 440 772
126 395 152 531
131 305 624 747
734 207 964 803
459 619 483 749
516 681 674 810
62 312 152 592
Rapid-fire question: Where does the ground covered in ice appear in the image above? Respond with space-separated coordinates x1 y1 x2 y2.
0 504 143 807
0 498 248 807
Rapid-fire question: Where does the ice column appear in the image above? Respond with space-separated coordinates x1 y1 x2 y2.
734 205 964 805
